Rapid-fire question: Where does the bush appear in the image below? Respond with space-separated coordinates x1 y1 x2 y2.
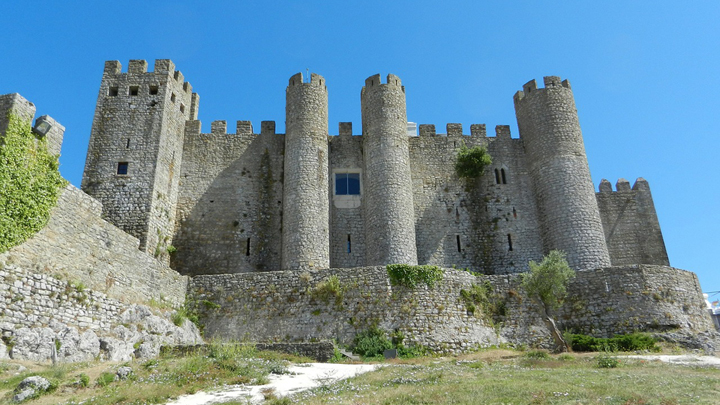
568 333 658 352
78 373 90 388
455 144 492 179
596 352 619 368
352 326 393 358
311 275 346 306
524 350 550 360
96 372 115 387
0 113 66 252
387 264 443 289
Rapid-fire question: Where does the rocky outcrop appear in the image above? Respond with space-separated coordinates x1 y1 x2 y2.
5 305 203 363
13 376 52 403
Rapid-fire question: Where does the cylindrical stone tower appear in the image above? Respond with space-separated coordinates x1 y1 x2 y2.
514 76 610 271
282 72 330 270
361 74 418 265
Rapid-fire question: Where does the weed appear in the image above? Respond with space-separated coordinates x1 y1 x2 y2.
96 371 116 387
387 264 443 288
596 352 619 368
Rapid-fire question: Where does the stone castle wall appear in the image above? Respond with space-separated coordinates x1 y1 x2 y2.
172 123 285 275
4 185 187 305
189 265 713 351
596 178 669 266
409 125 544 274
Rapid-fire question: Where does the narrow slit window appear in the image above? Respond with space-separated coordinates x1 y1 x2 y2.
129 86 139 96
180 104 185 113
246 238 251 256
117 162 129 175
126 139 131 149
494 169 501 184
170 93 176 103
347 234 352 253
507 234 513 251
149 85 158 95
108 86 119 96
501 168 507 184
512 207 517 218
456 235 462 252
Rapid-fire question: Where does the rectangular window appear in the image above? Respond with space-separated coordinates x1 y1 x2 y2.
149 85 159 95
129 86 139 96
108 86 119 96
117 162 129 175
335 173 360 195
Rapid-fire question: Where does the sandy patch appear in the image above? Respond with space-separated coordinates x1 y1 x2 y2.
621 354 720 367
166 362 380 404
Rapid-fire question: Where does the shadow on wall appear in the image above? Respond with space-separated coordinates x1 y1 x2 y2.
171 132 285 275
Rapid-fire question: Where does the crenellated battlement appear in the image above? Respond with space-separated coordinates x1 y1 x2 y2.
101 59 193 95
184 119 279 137
287 72 326 89
363 73 403 90
415 123 510 138
513 76 572 105
598 178 651 193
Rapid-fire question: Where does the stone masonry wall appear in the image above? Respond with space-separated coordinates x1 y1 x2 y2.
4 185 187 306
328 126 366 268
514 77 611 271
172 123 285 275
81 60 192 256
596 178 669 266
189 265 712 352
409 125 544 274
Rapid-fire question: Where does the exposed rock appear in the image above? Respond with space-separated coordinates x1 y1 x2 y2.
115 366 133 380
55 325 100 362
99 336 135 362
0 339 7 359
10 328 55 362
13 376 51 403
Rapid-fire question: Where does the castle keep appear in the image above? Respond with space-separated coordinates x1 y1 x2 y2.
82 60 668 276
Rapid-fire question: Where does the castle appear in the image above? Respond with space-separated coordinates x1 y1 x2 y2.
1 59 713 358
81 59 667 276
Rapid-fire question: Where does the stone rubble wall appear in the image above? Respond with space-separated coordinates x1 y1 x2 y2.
189 265 714 352
596 179 669 266
4 184 187 306
0 261 203 363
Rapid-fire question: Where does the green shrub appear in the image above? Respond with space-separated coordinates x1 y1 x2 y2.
568 333 658 352
455 143 492 178
352 325 393 358
79 373 90 388
96 372 116 387
524 350 550 360
387 264 443 289
310 275 346 306
596 352 619 368
0 113 66 252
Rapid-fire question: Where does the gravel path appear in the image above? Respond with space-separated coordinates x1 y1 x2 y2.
166 363 380 404
621 354 720 367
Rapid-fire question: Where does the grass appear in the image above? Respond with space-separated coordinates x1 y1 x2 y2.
290 350 719 404
0 347 718 404
0 342 310 404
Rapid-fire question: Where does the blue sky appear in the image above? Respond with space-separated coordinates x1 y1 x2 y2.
2 1 718 295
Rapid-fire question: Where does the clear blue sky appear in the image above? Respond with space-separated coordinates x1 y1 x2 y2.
2 1 718 295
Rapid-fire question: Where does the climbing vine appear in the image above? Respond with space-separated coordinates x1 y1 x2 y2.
0 114 66 252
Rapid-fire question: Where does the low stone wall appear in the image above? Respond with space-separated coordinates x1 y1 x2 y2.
190 266 500 353
3 185 187 306
0 262 203 362
189 265 715 352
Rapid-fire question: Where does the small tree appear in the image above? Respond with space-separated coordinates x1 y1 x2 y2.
455 143 492 179
521 250 575 352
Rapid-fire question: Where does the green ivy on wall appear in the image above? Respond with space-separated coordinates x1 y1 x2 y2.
0 114 66 252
